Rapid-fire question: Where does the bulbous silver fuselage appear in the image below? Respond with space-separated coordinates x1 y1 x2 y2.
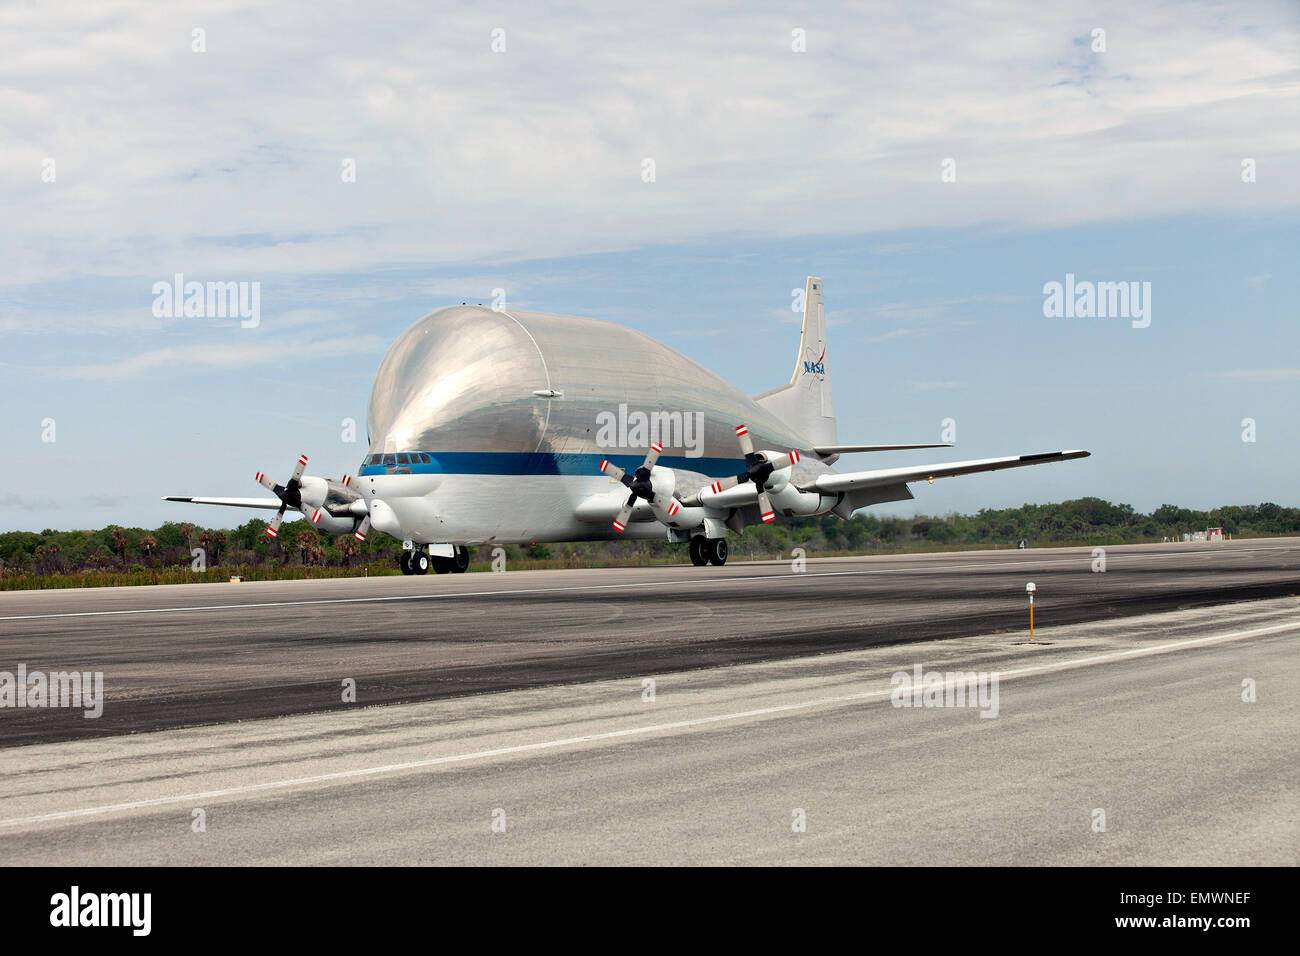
352 305 822 544
364 305 807 467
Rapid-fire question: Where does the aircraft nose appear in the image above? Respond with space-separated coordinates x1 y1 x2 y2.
367 499 403 537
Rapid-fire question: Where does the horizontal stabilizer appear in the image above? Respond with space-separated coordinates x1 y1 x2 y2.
163 496 285 511
810 450 1090 494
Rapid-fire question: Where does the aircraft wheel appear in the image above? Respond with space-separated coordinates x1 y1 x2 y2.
707 537 728 566
689 536 709 566
431 556 452 574
399 551 415 575
412 552 430 575
451 545 470 573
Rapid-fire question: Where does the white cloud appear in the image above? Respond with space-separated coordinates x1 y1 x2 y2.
905 380 967 392
0 0 1295 297
30 335 386 382
1205 368 1300 381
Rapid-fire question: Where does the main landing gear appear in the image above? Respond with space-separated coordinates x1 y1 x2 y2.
400 545 470 575
689 536 728 567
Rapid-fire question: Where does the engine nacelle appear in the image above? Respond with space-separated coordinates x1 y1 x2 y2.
297 476 330 509
308 511 360 535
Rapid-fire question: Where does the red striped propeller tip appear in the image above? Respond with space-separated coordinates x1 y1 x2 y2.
761 512 775 523
612 521 625 532
354 532 366 541
599 460 609 472
265 528 277 537
342 475 351 486
735 425 749 436
311 509 322 522
298 455 308 465
790 450 800 463
668 502 679 515
255 472 264 482
710 482 721 493
650 442 662 453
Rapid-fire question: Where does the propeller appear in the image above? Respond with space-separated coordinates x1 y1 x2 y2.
256 454 310 538
598 441 682 533
707 424 802 523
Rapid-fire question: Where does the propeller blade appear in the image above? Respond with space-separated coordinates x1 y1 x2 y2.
734 424 755 458
643 441 663 470
310 508 323 524
289 453 309 484
767 449 801 471
354 515 370 542
612 493 636 533
599 459 628 482
757 490 776 523
341 474 352 488
255 471 277 492
708 475 742 495
266 506 287 537
653 494 681 518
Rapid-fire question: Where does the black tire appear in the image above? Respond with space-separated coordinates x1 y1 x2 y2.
412 552 430 575
431 556 452 574
707 537 728 566
451 545 470 573
689 536 708 566
399 551 414 575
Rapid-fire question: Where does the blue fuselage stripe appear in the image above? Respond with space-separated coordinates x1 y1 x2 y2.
357 452 744 478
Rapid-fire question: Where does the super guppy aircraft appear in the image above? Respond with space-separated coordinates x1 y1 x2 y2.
167 278 1089 573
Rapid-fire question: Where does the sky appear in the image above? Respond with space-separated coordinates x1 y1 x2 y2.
1 0 1297 531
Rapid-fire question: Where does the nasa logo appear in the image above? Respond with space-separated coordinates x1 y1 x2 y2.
803 361 825 376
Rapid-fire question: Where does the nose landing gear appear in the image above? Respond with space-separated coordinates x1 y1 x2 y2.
399 550 430 575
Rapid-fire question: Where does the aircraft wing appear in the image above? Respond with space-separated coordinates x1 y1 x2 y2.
813 443 951 455
808 450 1090 494
163 496 285 510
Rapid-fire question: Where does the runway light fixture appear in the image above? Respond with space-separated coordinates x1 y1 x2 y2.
1026 582 1037 642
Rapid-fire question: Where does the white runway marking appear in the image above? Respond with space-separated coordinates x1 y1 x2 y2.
2 616 1296 830
0 546 1290 623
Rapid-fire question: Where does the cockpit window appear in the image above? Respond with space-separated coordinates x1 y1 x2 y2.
382 454 396 466
397 453 410 465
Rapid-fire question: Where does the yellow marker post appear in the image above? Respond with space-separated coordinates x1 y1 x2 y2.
1026 582 1037 642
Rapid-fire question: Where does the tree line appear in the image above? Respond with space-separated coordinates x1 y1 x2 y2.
0 498 1294 583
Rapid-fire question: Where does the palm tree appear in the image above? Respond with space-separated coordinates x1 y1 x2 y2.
141 535 157 561
297 529 320 566
336 534 359 567
110 527 127 563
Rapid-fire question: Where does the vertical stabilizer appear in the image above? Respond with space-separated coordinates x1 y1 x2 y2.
753 276 836 447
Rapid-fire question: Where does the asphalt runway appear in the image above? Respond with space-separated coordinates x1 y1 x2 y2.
0 538 1297 747
1 597 1295 865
